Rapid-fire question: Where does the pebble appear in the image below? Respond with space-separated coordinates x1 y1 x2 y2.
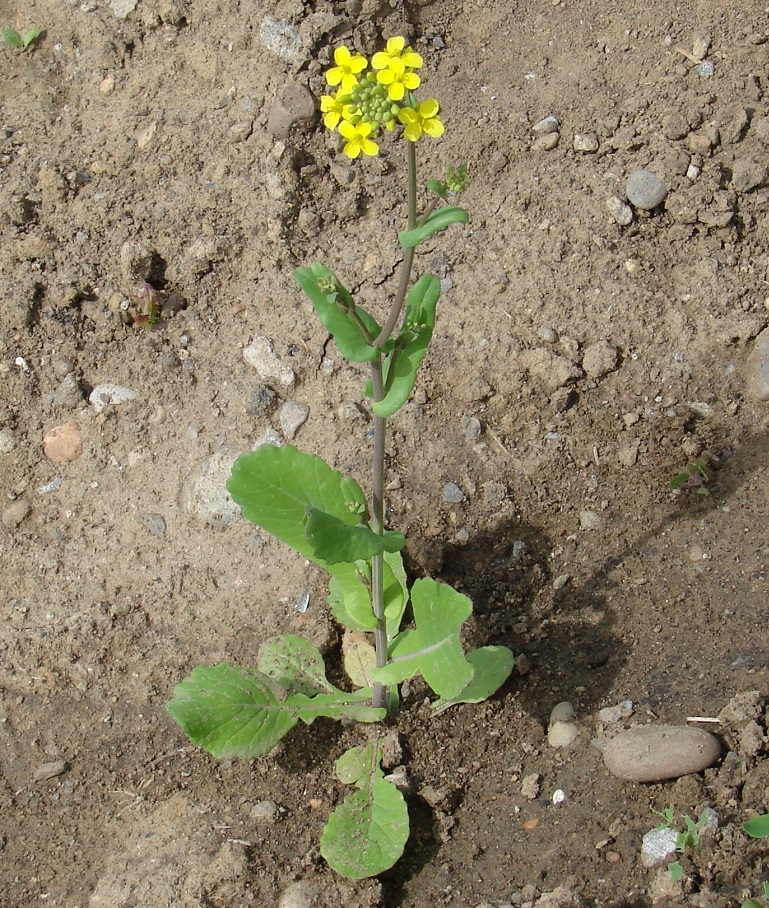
279 401 309 440
746 328 769 401
250 799 278 822
43 422 83 463
732 158 769 193
89 384 136 415
552 574 570 590
533 133 559 151
573 132 599 153
598 700 634 724
139 513 166 535
50 373 84 409
0 427 15 453
259 17 304 65
626 169 667 209
442 482 465 503
267 83 317 140
2 499 30 529
582 341 619 379
110 0 138 18
521 773 541 800
532 115 560 135
180 448 243 526
243 337 295 387
606 196 634 226
278 880 319 908
548 721 579 748
641 826 679 867
602 725 721 782
461 416 482 440
34 761 67 782
696 60 715 77
579 510 601 530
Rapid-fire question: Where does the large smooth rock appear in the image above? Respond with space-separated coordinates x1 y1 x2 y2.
603 725 721 782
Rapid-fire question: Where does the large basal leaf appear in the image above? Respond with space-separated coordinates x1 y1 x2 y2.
257 634 341 696
429 645 514 715
305 507 405 565
166 665 299 759
321 740 409 879
398 206 469 248
372 578 475 699
294 263 382 363
227 445 369 572
372 275 440 419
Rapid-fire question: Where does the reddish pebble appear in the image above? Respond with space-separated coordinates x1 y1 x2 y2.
606 851 622 863
44 422 83 463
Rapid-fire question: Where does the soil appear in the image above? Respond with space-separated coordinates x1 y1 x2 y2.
1 0 769 906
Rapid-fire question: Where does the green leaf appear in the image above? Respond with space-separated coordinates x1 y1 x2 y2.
383 551 409 637
321 740 409 879
227 444 367 571
328 567 378 631
305 506 405 564
257 634 340 696
668 860 685 882
399 206 469 248
23 25 42 48
372 578 475 699
294 263 382 363
426 179 447 200
744 814 769 838
166 665 299 759
288 691 385 725
429 645 514 715
2 28 23 48
372 274 440 418
343 637 377 689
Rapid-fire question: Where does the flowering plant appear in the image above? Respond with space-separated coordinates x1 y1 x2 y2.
167 37 512 880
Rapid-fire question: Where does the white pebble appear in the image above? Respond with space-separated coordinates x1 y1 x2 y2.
243 337 295 387
626 169 668 210
641 827 678 867
279 401 309 440
89 383 136 414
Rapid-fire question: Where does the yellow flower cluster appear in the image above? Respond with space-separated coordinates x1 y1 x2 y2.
320 37 444 159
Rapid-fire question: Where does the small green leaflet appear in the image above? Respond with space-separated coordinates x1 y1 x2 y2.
305 506 405 564
321 739 409 878
328 568 378 631
372 578 475 699
429 646 514 715
383 550 409 638
743 814 769 838
399 206 469 248
294 263 383 363
370 274 440 418
257 634 341 696
166 664 385 760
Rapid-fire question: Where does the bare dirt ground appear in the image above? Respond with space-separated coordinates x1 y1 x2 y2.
1 0 769 905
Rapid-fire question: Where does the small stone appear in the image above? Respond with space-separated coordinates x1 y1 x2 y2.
2 499 30 529
278 880 318 908
279 401 309 440
579 510 601 530
626 169 667 210
51 373 84 409
692 34 711 60
250 800 278 822
442 482 465 503
43 422 83 463
641 826 679 867
550 701 575 725
602 725 721 782
461 416 482 440
746 328 769 401
552 574 570 590
598 700 634 724
533 133 559 151
100 74 116 95
110 0 138 18
330 162 355 185
267 83 317 140
696 59 715 77
259 17 304 65
0 428 16 453
226 121 253 144
534 887 581 908
582 340 619 379
34 761 67 782
606 196 634 226
521 773 541 800
248 385 278 418
573 132 599 153
243 337 295 387
139 513 166 535
548 721 579 748
686 162 701 180
89 384 136 414
731 158 769 193
532 115 560 135
688 131 717 155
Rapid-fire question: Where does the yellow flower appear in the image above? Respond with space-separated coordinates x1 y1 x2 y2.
325 46 367 92
397 99 445 141
320 92 352 130
338 120 379 159
372 36 423 72
376 57 420 102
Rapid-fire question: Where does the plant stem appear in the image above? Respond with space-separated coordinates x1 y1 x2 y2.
369 140 418 711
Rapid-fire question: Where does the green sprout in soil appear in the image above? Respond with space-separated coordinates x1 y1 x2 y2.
166 37 514 880
669 457 711 495
741 815 769 907
654 805 710 881
2 24 43 51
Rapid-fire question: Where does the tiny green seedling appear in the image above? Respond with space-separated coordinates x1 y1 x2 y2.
669 458 711 494
653 805 710 881
2 25 42 51
742 883 769 908
167 37 514 880
741 814 769 906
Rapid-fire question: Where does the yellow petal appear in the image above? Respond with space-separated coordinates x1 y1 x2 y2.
338 121 356 140
361 137 379 156
386 36 405 54
344 141 361 159
403 72 421 90
402 51 423 68
419 98 440 118
423 118 444 138
387 83 406 101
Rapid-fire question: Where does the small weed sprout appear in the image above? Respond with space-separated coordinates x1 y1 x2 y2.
166 37 514 879
669 457 711 494
741 815 769 907
2 24 43 51
653 805 710 881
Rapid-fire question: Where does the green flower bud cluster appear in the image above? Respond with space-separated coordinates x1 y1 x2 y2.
343 73 401 132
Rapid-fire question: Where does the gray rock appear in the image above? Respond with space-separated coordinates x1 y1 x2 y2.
259 17 304 65
139 513 166 535
582 340 619 379
533 133 559 151
746 328 769 401
89 383 136 414
641 826 679 867
598 700 634 724
550 701 575 724
34 761 67 782
110 0 138 19
603 725 721 782
696 60 715 77
532 115 560 135
442 482 465 503
732 158 769 193
51 373 84 409
279 401 309 440
461 416 482 440
573 132 599 153
607 196 634 226
243 337 295 387
278 880 319 908
548 721 579 748
0 427 16 453
250 800 278 822
267 83 317 140
2 499 30 530
626 169 667 209
180 448 242 526
579 510 601 530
